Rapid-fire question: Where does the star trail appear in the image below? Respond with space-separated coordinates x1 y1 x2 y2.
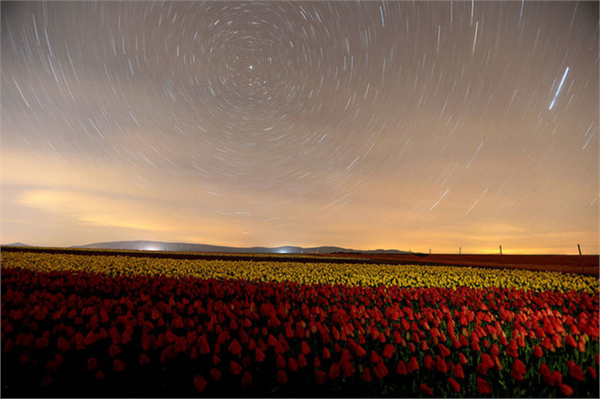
1 1 598 254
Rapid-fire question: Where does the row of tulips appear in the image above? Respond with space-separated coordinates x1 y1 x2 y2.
2 261 598 397
2 251 598 293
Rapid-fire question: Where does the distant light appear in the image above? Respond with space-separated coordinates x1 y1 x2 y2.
145 247 160 251
248 65 253 70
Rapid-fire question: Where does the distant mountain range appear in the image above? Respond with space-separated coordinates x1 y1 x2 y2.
65 240 410 255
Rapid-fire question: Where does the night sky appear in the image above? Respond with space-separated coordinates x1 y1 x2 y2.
2 1 598 254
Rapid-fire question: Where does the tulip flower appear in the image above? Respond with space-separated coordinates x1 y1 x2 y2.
408 356 419 372
301 341 311 355
397 360 407 375
277 370 288 384
586 366 597 380
342 361 355 377
139 353 150 365
447 377 460 393
477 377 491 394
210 368 221 380
559 383 574 397
329 363 340 379
315 370 327 385
361 368 372 382
193 375 208 392
453 364 464 379
87 357 98 371
419 383 433 396
276 354 286 369
242 371 252 389
567 360 584 381
228 339 242 356
436 356 448 373
113 359 126 372
226 360 240 375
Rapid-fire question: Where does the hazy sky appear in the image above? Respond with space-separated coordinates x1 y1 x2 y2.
2 1 598 254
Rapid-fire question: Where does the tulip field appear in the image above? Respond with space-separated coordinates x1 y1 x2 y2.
1 250 599 397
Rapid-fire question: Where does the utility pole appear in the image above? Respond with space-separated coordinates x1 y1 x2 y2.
459 247 461 255
499 245 504 268
578 244 585 274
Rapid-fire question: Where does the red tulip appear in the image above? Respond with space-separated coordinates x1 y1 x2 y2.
370 350 381 364
375 361 389 378
439 344 451 357
419 383 433 396
540 363 551 378
552 370 563 385
87 357 98 371
190 346 198 359
313 356 321 368
277 370 288 384
95 371 104 381
35 336 49 349
298 353 307 368
513 359 526 374
315 370 327 385
276 354 286 369
587 366 597 380
193 375 208 392
567 360 584 381
361 368 372 382
423 355 435 370
342 361 355 377
323 347 331 360
198 335 211 354
228 339 242 357
408 356 419 372
354 344 367 357
397 360 407 375
109 344 121 357
436 357 448 373
565 335 577 348
453 364 464 379
383 344 395 358
139 353 150 365
46 359 58 374
242 371 252 389
288 357 299 371
210 368 221 380
477 376 491 394
84 331 97 346
252 349 264 367
329 363 340 379
458 352 468 365
447 377 461 393
301 341 311 355
230 360 242 375
113 359 126 372
559 383 574 397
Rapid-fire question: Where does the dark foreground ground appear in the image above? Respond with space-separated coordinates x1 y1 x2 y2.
2 245 598 275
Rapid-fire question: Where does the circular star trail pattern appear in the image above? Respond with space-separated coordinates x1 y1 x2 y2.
1 2 598 253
